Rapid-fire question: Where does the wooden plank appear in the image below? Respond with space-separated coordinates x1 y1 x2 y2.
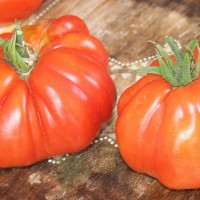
34 0 200 62
0 0 200 199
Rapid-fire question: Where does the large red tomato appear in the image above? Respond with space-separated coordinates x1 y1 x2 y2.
116 36 200 189
0 0 43 23
0 15 116 167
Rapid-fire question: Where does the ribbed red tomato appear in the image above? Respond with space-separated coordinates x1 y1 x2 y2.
116 36 200 189
0 15 116 167
0 0 43 23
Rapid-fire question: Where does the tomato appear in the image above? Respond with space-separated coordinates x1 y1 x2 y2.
115 36 200 189
0 15 116 167
0 0 43 23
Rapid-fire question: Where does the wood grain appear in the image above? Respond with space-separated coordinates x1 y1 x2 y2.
33 0 200 63
0 0 200 199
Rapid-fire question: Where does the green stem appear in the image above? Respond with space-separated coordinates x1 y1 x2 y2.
136 36 200 87
0 21 38 78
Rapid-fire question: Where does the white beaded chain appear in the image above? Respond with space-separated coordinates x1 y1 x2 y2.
48 136 118 165
109 39 182 69
109 55 156 68
28 0 61 25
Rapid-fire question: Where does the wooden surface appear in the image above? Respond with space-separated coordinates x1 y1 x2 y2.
0 0 200 199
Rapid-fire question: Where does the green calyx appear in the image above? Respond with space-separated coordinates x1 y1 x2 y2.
0 21 38 79
136 36 200 87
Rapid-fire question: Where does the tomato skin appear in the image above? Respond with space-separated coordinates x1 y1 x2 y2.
0 0 43 23
40 33 109 71
45 15 89 41
116 53 200 189
29 48 115 153
23 15 89 49
0 15 116 167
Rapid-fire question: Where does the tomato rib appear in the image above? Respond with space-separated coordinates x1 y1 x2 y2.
117 74 164 115
154 79 200 189
0 63 19 114
116 79 172 174
26 82 49 157
29 65 102 155
40 33 109 71
36 48 116 123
